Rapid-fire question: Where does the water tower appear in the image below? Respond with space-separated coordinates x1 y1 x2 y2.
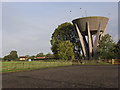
72 16 109 59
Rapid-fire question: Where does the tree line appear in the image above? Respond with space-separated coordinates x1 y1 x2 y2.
2 52 54 61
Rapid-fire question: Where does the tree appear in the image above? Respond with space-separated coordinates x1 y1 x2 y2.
29 55 35 59
25 55 30 58
0 57 2 60
36 53 44 57
45 53 54 59
51 22 81 59
97 34 116 59
10 50 18 60
3 50 18 61
51 40 74 60
114 40 120 59
3 55 11 61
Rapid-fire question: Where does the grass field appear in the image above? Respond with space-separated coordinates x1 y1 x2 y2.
1 60 73 73
1 60 111 73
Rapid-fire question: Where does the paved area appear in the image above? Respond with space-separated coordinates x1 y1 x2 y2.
2 65 118 88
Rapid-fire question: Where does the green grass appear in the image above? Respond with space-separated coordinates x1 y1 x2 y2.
1 60 112 73
1 60 73 73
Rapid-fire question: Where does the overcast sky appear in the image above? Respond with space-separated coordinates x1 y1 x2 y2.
2 2 118 57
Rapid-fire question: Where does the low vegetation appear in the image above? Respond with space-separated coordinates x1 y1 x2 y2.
1 59 113 73
1 60 72 73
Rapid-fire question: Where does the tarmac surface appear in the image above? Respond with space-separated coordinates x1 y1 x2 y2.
2 65 118 88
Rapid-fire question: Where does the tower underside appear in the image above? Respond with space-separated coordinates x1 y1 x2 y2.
72 16 109 60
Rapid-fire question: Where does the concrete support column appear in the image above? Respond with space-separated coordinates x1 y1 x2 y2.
87 22 92 58
100 24 107 41
102 24 107 36
91 35 94 47
93 23 101 57
75 24 87 59
91 35 94 57
83 35 88 58
99 32 102 40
